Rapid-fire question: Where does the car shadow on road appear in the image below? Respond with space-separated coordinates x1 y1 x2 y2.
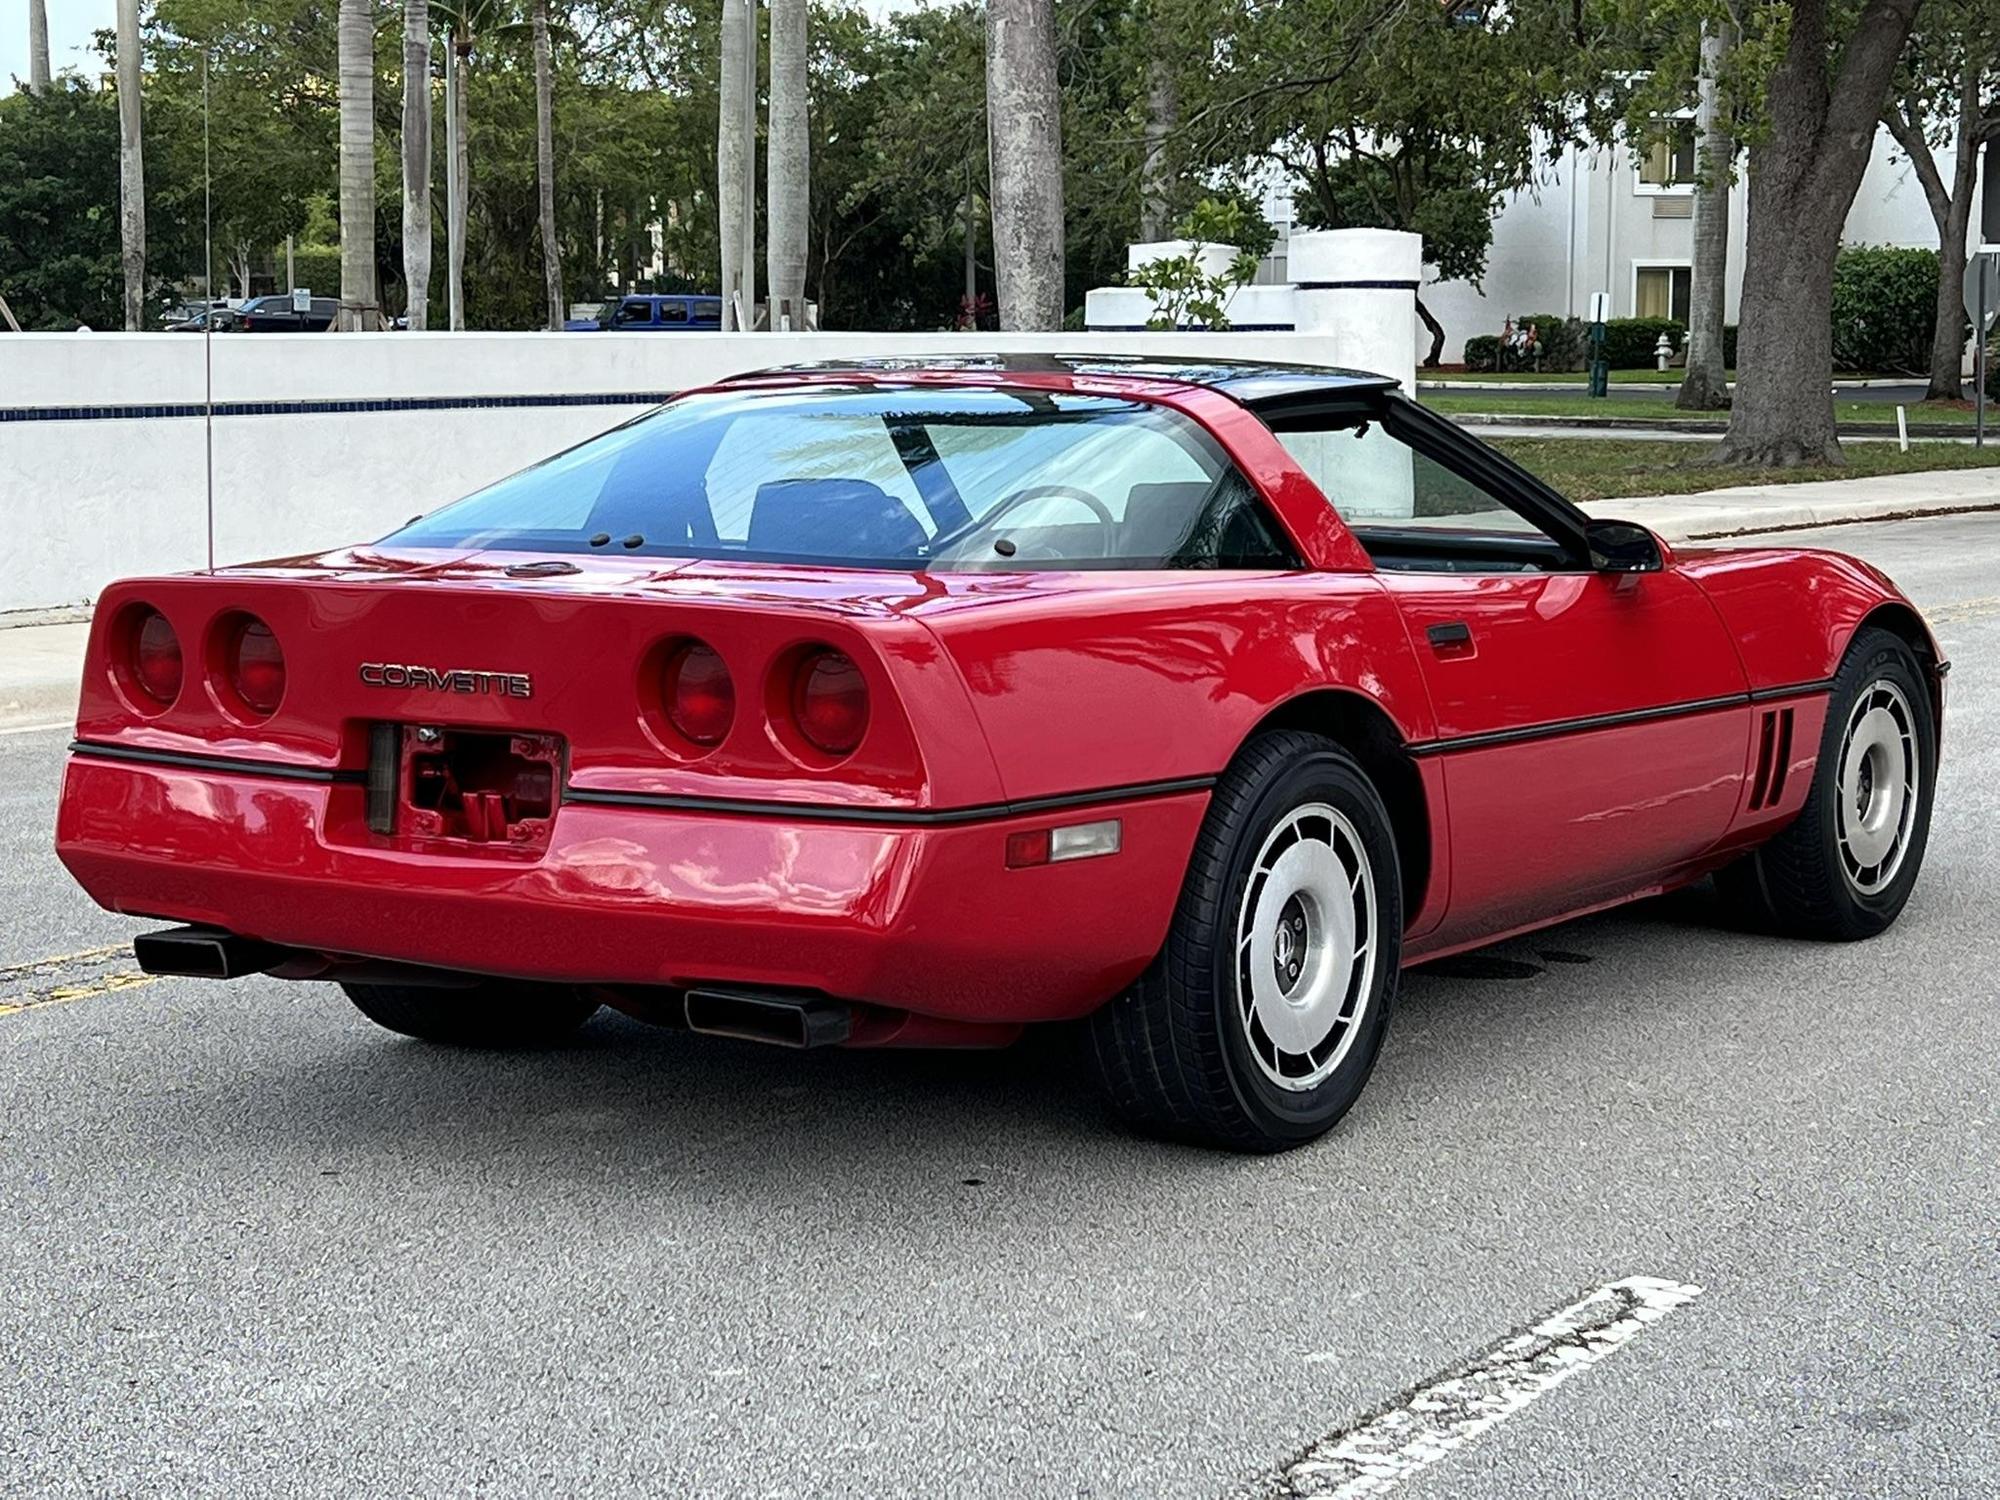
69 880 1776 1190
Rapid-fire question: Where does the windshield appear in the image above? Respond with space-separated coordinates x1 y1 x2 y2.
385 385 1296 571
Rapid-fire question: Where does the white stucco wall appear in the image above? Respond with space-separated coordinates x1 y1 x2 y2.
2 328 1378 616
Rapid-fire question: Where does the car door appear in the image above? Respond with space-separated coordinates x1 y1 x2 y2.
1262 396 1751 948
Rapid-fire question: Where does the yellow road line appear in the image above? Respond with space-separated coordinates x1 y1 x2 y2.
0 968 160 1017
0 944 127 982
1928 594 2000 625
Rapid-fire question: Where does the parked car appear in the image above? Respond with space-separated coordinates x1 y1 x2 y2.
573 293 724 331
57 356 1945 1151
234 295 336 332
164 305 240 333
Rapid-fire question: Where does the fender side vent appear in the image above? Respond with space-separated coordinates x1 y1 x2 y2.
1748 708 1796 810
1765 707 1796 806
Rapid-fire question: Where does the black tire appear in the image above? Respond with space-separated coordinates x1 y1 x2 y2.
341 979 601 1047
1718 626 1936 941
1087 730 1403 1152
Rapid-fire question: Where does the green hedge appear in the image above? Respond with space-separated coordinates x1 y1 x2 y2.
1467 318 1732 374
1831 245 1941 374
1599 317 1684 369
284 245 341 299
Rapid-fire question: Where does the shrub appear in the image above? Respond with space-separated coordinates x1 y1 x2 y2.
286 245 341 299
1830 245 1939 374
1600 317 1686 369
1462 334 1501 372
1132 197 1263 330
1510 313 1587 372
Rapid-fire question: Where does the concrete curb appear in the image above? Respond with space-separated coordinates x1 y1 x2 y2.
1 604 93 631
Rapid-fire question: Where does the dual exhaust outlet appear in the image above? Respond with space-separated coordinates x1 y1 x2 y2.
133 925 856 1049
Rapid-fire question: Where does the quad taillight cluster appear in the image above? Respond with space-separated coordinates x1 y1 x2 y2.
116 605 287 721
656 638 870 760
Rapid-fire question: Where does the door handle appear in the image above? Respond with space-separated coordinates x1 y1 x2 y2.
1426 621 1473 651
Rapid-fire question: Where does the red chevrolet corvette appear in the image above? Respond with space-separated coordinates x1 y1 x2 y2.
57 357 1944 1150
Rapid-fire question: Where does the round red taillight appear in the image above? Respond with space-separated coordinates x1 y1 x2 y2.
665 641 734 746
132 609 183 705
229 616 286 716
792 650 868 756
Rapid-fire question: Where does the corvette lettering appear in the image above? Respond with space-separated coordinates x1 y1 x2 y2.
359 663 534 698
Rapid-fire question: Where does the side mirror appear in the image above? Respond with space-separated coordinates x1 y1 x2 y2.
1583 519 1663 574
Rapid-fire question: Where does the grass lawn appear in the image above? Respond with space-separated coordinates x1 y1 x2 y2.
1492 438 2000 504
1423 391 1977 426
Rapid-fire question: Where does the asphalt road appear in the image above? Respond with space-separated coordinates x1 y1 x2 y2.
4 514 1997 1498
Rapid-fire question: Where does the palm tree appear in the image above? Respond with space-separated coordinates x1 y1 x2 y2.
403 0 433 330
434 0 507 330
984 0 1064 329
532 0 562 329
28 0 50 94
337 0 379 330
114 0 145 330
717 0 756 329
766 0 808 330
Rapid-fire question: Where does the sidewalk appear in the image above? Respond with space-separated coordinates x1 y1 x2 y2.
1586 466 2000 540
0 622 88 733
4 472 1998 730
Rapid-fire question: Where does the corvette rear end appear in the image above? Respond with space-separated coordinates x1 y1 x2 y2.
56 558 1215 1046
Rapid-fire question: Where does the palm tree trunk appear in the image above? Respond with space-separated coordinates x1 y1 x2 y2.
1138 49 1177 242
402 0 433 330
447 28 469 330
28 0 50 94
1678 22 1734 411
115 0 145 330
984 0 1065 330
717 0 748 328
766 0 808 330
336 0 379 331
532 0 563 329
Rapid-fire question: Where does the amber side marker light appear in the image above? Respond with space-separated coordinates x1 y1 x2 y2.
1005 820 1123 869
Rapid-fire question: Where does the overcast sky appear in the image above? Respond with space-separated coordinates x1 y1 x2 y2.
1 1 115 89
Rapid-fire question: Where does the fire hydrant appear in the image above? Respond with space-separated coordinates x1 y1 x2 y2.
1655 332 1674 371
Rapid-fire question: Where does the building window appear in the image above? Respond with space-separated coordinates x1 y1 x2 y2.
1635 265 1692 322
1637 129 1697 191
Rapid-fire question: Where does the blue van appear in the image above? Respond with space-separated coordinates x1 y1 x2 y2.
573 294 724 331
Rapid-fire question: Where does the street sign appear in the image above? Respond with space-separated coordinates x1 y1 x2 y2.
1963 254 2000 332
291 287 312 313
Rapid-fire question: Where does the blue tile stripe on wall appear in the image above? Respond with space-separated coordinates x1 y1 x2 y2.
0 392 681 424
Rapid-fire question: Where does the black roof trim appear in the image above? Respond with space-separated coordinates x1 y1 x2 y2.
723 353 1400 410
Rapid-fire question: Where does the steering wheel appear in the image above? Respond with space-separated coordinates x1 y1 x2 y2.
968 484 1117 560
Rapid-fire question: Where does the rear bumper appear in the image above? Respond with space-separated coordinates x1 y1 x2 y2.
55 752 1205 1024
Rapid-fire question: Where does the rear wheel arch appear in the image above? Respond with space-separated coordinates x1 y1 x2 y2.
1241 689 1432 925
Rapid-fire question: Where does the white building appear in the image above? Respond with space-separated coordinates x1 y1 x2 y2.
1414 125 1976 364
1171 126 1972 365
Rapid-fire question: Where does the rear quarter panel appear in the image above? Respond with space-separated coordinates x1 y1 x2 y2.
911 572 1437 801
